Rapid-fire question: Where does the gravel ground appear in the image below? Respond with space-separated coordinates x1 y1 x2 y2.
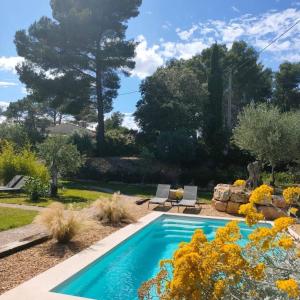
1 195 298 296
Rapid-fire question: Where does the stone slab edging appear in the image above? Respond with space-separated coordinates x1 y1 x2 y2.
0 213 292 300
0 232 49 258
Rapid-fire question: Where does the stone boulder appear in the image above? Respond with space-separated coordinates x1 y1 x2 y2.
230 188 250 204
212 184 288 220
272 195 287 209
212 199 227 212
213 184 231 202
226 201 241 214
257 205 285 220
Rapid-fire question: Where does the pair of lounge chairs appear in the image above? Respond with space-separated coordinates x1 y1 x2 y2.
148 184 198 211
0 175 26 192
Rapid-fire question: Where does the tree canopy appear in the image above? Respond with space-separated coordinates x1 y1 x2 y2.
232 103 300 184
15 0 142 154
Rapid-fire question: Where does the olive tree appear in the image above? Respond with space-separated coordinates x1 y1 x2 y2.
232 103 300 185
39 136 82 197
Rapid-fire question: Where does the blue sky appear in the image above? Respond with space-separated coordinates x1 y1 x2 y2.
1 0 300 127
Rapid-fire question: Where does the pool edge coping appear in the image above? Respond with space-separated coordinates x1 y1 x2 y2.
0 212 298 300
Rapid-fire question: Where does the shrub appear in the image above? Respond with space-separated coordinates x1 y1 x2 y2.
0 142 49 185
34 202 94 243
91 193 136 225
39 136 83 197
69 132 95 156
105 129 138 156
24 177 49 202
139 204 300 300
233 179 246 187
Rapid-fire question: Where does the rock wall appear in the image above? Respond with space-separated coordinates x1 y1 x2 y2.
212 184 286 220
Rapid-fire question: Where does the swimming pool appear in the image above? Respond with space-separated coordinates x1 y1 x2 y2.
53 215 271 300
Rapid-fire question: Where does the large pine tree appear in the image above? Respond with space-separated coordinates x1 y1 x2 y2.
15 0 142 154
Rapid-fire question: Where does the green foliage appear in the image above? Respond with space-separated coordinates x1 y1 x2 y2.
105 129 138 156
0 123 30 148
156 130 196 163
15 0 142 154
0 142 49 185
24 177 49 202
69 132 95 156
262 171 296 186
135 60 208 140
202 43 225 155
274 62 300 111
105 112 124 130
233 103 300 183
39 136 83 196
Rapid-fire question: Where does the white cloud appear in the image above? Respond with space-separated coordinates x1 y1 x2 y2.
122 113 138 130
0 56 24 73
232 6 240 13
162 21 172 30
0 101 9 109
176 25 198 41
0 101 9 123
131 8 300 80
0 81 17 88
132 35 164 79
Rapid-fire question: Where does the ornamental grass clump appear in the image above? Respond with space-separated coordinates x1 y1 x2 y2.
35 202 94 243
91 193 136 225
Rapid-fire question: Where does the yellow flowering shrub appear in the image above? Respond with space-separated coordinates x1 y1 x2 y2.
283 187 300 205
276 279 300 298
290 207 299 216
233 179 246 187
248 184 273 204
139 186 300 300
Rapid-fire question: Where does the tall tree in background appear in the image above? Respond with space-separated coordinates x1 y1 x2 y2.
274 62 300 111
202 43 224 156
15 0 142 155
225 41 272 128
135 60 207 142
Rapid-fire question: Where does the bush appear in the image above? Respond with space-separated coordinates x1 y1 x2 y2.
91 193 136 225
24 177 49 202
69 132 95 156
0 142 49 185
262 171 296 187
140 205 300 299
34 202 94 243
105 129 138 156
0 123 29 148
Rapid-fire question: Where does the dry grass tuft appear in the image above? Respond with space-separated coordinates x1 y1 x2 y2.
91 193 136 225
34 202 95 243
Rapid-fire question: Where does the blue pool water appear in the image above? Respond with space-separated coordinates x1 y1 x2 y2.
53 215 270 300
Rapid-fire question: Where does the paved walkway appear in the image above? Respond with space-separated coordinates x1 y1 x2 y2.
0 204 47 247
0 224 47 246
0 203 45 212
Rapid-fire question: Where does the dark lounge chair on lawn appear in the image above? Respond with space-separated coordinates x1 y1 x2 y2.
173 186 198 212
148 184 171 208
0 175 26 192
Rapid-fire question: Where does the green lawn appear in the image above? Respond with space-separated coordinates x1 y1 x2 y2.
0 180 212 208
0 207 38 231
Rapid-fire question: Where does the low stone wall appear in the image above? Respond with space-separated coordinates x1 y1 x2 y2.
212 184 286 220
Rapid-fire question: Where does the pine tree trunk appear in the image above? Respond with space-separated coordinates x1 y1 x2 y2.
96 68 105 155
